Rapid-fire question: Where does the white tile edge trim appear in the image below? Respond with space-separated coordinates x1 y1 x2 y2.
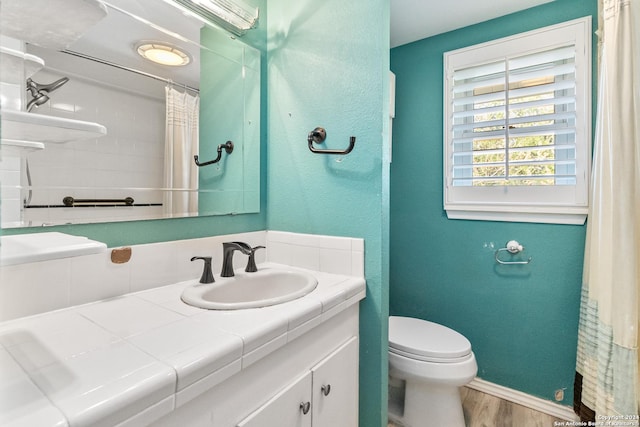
467 377 579 421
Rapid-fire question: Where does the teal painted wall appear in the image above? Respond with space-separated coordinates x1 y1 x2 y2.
198 26 262 215
265 1 390 426
0 211 266 248
390 0 597 405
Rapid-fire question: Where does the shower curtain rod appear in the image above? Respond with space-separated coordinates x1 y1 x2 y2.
61 50 200 93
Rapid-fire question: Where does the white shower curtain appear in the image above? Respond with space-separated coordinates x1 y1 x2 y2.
574 0 640 421
164 86 200 217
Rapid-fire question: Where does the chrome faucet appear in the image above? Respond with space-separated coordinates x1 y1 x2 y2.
221 242 266 277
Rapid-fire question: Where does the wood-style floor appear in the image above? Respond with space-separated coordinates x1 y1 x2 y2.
388 387 565 427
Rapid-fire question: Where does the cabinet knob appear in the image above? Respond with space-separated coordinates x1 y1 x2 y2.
321 384 331 396
300 401 311 415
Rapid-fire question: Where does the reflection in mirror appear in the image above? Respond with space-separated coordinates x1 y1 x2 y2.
0 0 261 228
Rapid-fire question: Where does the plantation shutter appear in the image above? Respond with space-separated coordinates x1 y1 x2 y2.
450 46 577 187
443 17 591 224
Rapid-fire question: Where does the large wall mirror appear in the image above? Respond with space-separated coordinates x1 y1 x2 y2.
0 0 261 228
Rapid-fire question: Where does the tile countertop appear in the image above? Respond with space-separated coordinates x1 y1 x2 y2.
0 263 366 427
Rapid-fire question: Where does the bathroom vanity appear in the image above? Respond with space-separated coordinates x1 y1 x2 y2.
156 295 360 427
0 265 363 426
0 231 366 427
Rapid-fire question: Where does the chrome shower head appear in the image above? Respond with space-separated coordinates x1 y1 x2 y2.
26 92 50 111
25 77 69 111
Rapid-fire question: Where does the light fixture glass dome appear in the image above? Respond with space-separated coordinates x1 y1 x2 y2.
136 42 191 66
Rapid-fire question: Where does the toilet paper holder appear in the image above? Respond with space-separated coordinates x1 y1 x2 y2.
495 240 532 265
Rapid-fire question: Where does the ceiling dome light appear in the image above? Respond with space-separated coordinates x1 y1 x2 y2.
136 42 191 66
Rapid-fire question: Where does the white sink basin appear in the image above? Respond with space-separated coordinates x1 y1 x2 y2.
181 268 318 310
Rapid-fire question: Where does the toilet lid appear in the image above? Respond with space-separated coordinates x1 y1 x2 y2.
389 316 472 360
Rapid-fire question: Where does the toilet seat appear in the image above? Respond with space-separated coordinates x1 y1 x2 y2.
389 316 472 363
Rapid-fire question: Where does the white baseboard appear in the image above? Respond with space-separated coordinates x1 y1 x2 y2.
467 378 579 421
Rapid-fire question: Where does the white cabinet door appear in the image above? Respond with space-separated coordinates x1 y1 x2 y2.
237 371 312 427
311 336 359 427
236 336 359 427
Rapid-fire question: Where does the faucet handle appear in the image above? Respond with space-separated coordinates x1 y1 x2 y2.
245 246 266 272
191 256 215 283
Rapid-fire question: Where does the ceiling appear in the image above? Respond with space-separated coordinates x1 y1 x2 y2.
69 0 204 89
390 0 554 48
35 0 558 89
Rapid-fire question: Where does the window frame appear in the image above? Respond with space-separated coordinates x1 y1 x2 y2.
443 17 592 225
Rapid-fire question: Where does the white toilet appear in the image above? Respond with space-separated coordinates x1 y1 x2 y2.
388 316 477 427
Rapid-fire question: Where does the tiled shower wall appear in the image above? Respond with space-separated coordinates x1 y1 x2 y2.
22 65 165 225
1 37 30 226
0 154 21 225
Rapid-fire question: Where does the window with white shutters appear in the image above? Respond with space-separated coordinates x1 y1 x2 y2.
443 17 592 224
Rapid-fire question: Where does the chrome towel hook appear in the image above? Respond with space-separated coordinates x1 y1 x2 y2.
307 127 356 155
495 240 532 265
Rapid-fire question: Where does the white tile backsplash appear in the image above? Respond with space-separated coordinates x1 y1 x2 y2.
266 231 364 276
0 230 364 322
128 241 182 293
70 252 131 306
0 259 71 320
289 244 321 271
